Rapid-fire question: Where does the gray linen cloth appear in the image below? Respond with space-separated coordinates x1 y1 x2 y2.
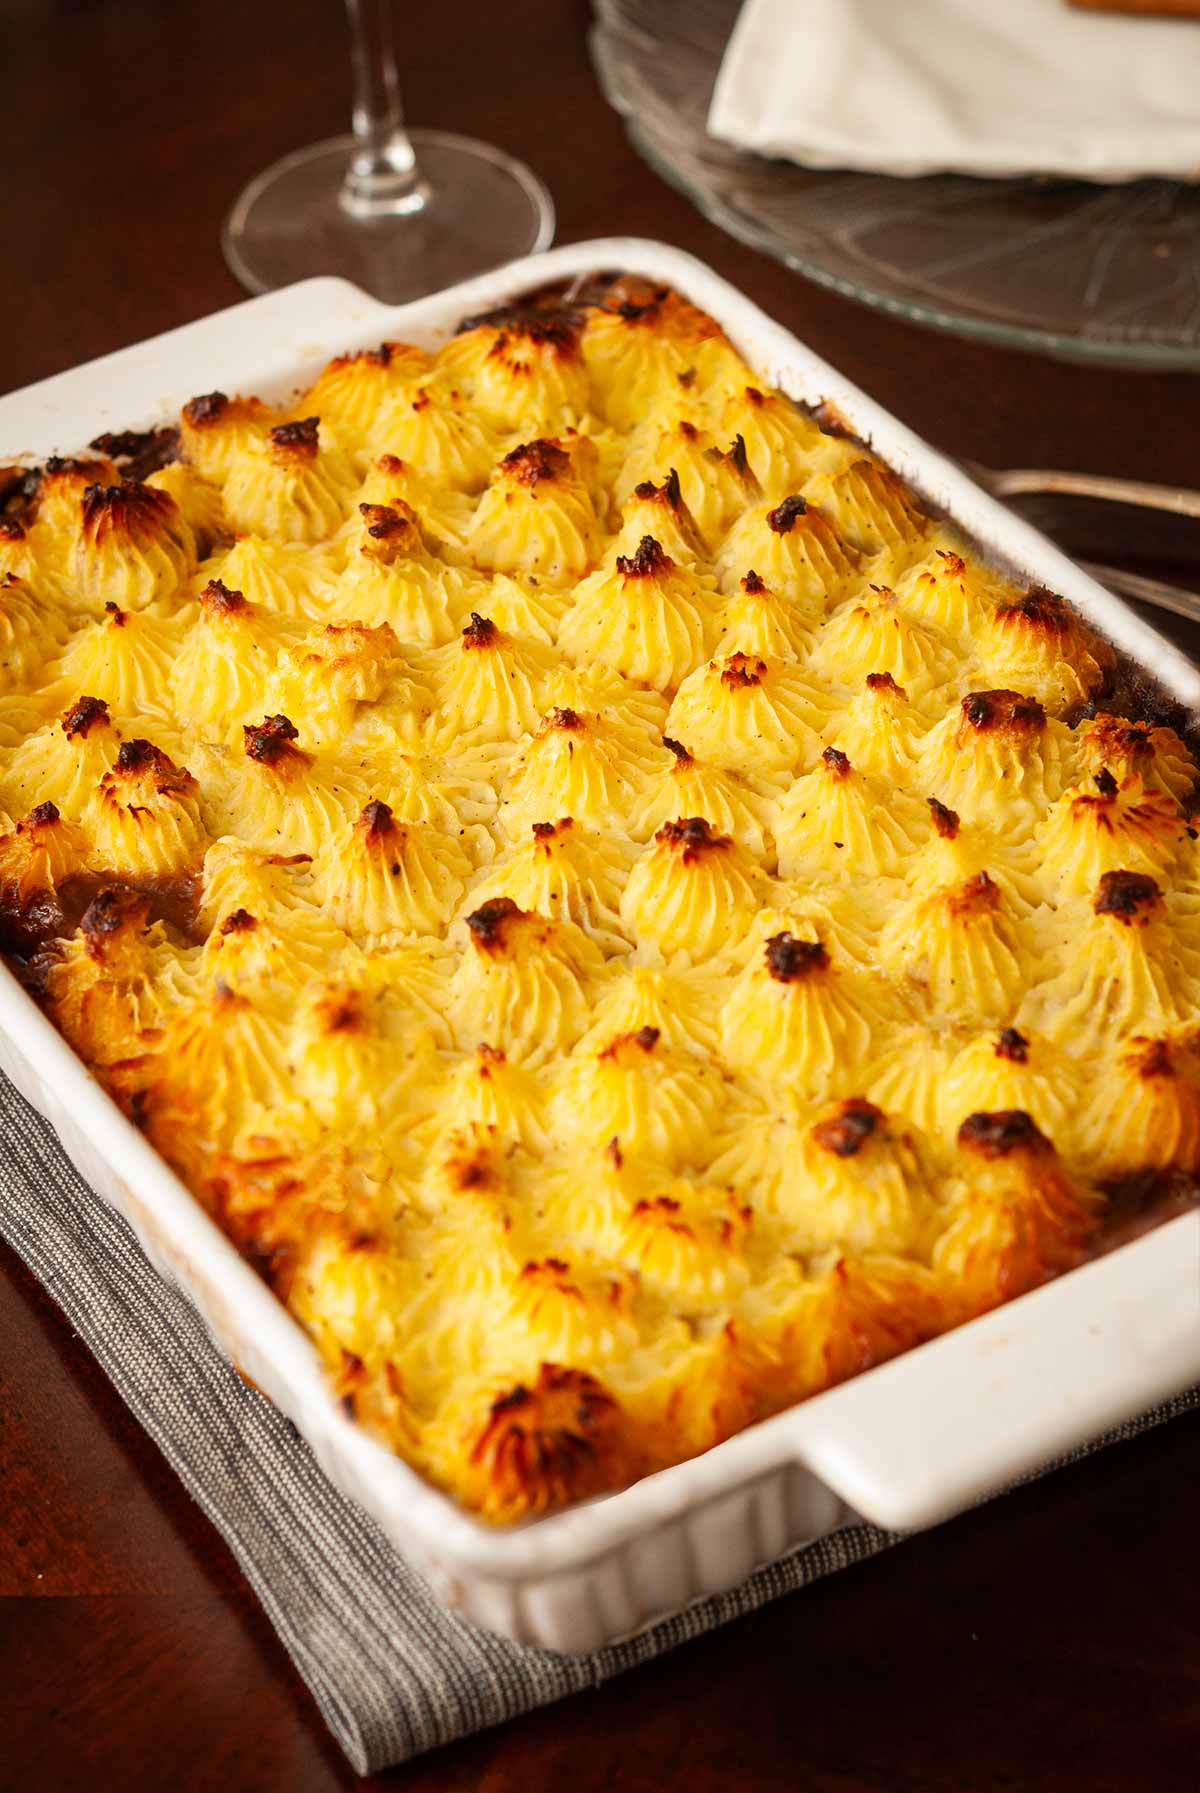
1 1070 1195 1775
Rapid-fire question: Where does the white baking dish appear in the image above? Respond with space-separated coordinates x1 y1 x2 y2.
2 238 1198 1654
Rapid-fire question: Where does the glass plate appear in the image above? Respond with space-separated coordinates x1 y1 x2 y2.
590 0 1200 369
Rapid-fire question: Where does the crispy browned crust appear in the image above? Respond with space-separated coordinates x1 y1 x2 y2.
357 501 421 564
812 1099 882 1158
465 1364 633 1520
531 818 573 846
653 816 730 862
616 534 671 579
999 586 1072 637
61 695 110 739
268 417 320 462
599 1025 660 1060
90 426 180 480
719 653 766 690
110 738 195 798
1085 714 1162 772
633 468 684 510
465 895 524 953
199 577 247 616
243 713 304 768
80 480 176 544
958 1110 1049 1159
461 612 499 650
182 392 230 428
945 870 1002 918
542 705 583 735
708 433 754 482
765 494 808 535
500 438 571 486
1093 870 1161 921
764 932 829 983
0 475 38 524
357 800 397 845
42 454 116 490
821 745 852 780
959 689 1046 735
492 314 580 358
927 796 960 839
80 885 152 955
818 1259 945 1390
328 341 402 371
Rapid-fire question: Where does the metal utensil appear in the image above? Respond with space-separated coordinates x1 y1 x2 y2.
962 461 1200 523
1078 560 1200 627
960 459 1200 624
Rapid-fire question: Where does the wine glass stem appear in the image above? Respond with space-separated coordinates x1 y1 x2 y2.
341 0 428 218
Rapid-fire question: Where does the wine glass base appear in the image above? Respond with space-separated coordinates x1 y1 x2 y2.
223 129 555 303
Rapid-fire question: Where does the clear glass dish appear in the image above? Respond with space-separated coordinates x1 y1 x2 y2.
590 0 1200 370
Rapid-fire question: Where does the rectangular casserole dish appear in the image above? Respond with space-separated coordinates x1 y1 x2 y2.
1 236 1198 1653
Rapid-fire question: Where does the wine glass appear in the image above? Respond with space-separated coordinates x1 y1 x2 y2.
223 0 554 303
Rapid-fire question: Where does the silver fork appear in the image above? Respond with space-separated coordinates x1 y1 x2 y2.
961 460 1200 626
1074 561 1200 627
964 462 1200 523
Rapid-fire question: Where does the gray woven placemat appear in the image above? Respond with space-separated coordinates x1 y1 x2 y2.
1 1068 1196 1775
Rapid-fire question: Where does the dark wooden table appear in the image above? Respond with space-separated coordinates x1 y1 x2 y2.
3 3 1200 1788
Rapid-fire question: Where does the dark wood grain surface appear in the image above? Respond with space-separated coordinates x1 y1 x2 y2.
2 3 1200 1787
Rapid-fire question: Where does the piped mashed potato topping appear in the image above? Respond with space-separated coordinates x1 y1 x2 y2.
1 275 1196 1522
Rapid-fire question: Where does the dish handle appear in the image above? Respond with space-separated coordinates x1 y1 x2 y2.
2 277 394 456
789 1215 1200 1533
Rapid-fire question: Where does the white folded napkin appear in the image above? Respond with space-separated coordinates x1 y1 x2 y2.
708 0 1200 181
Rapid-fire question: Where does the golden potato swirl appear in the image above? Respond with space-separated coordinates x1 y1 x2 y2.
222 417 358 544
447 898 603 1067
467 438 600 587
714 493 857 613
665 652 827 779
560 536 716 692
620 817 767 962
